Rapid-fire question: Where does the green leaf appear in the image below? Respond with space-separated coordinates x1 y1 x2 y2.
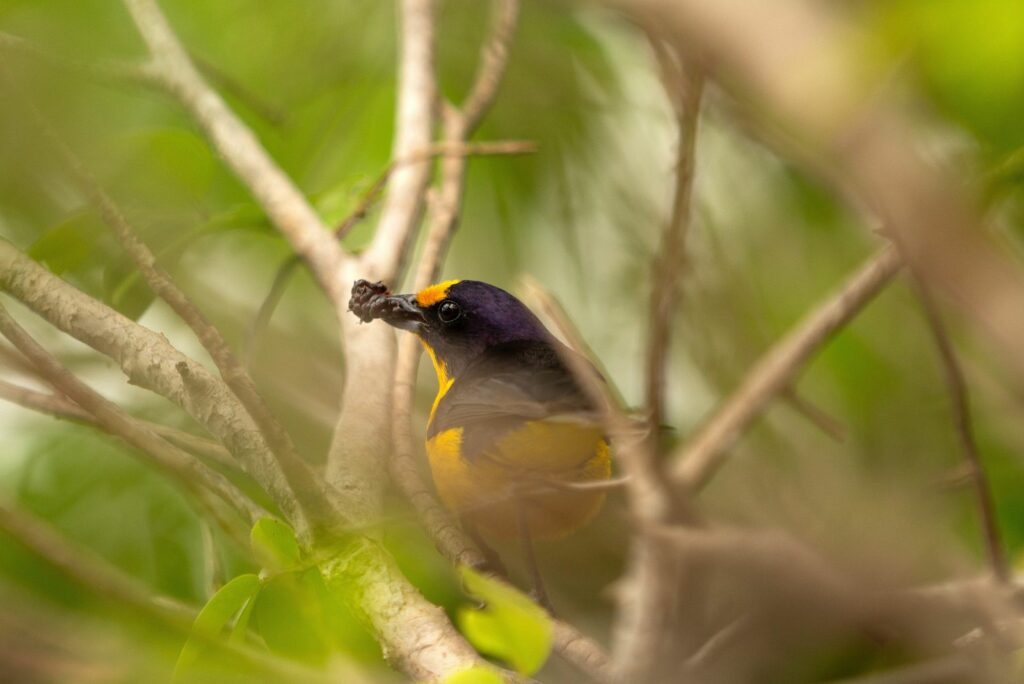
252 569 331 664
28 213 105 275
250 517 301 572
102 256 155 321
443 666 505 684
175 573 262 679
456 566 553 676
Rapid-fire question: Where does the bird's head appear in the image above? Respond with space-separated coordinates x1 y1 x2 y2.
349 278 553 378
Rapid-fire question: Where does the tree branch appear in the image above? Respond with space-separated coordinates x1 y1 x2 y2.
121 0 347 306
0 303 263 524
0 379 236 470
358 0 437 283
671 247 902 491
643 33 703 437
0 238 303 529
912 280 1009 582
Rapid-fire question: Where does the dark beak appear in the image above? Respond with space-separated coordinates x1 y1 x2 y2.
378 293 426 332
349 280 426 333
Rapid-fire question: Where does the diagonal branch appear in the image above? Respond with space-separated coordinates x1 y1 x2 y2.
0 379 235 469
671 247 902 492
0 303 263 524
121 0 347 306
912 280 1009 582
0 238 303 529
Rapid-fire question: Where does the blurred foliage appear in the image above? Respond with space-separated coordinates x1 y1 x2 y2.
0 0 1023 681
455 566 552 675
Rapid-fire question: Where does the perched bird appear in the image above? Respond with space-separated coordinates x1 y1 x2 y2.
349 278 611 601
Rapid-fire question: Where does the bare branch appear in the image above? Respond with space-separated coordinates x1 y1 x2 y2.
460 0 521 133
912 280 1009 582
325 0 439 521
671 247 902 491
0 238 303 528
0 303 263 523
643 34 703 437
0 379 235 469
359 0 437 283
121 0 346 305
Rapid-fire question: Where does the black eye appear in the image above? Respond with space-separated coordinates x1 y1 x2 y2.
437 300 462 323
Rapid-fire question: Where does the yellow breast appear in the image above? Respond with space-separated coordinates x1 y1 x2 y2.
426 419 611 540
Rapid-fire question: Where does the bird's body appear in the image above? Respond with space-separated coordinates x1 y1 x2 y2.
425 339 611 539
349 278 611 542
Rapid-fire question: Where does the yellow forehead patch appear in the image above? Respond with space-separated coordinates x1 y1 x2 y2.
415 279 461 307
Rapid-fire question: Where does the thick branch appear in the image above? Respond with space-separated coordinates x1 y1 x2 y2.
121 0 346 305
671 247 902 491
0 238 303 528
359 0 437 283
0 303 263 523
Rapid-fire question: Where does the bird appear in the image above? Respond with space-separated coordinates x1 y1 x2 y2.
349 278 611 604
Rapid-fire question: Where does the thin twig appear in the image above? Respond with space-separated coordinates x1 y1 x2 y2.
335 139 536 238
121 0 346 304
913 280 1009 582
671 247 902 491
0 379 236 469
0 31 158 86
189 52 287 126
643 31 703 439
782 387 847 442
0 303 264 524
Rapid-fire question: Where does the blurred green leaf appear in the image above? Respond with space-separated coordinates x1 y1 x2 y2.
27 212 104 275
250 517 301 573
252 568 331 664
175 573 261 678
875 0 1024 152
103 255 156 321
455 566 552 675
443 666 504 684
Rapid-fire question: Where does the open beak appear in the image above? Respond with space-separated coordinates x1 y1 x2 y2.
349 280 426 333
